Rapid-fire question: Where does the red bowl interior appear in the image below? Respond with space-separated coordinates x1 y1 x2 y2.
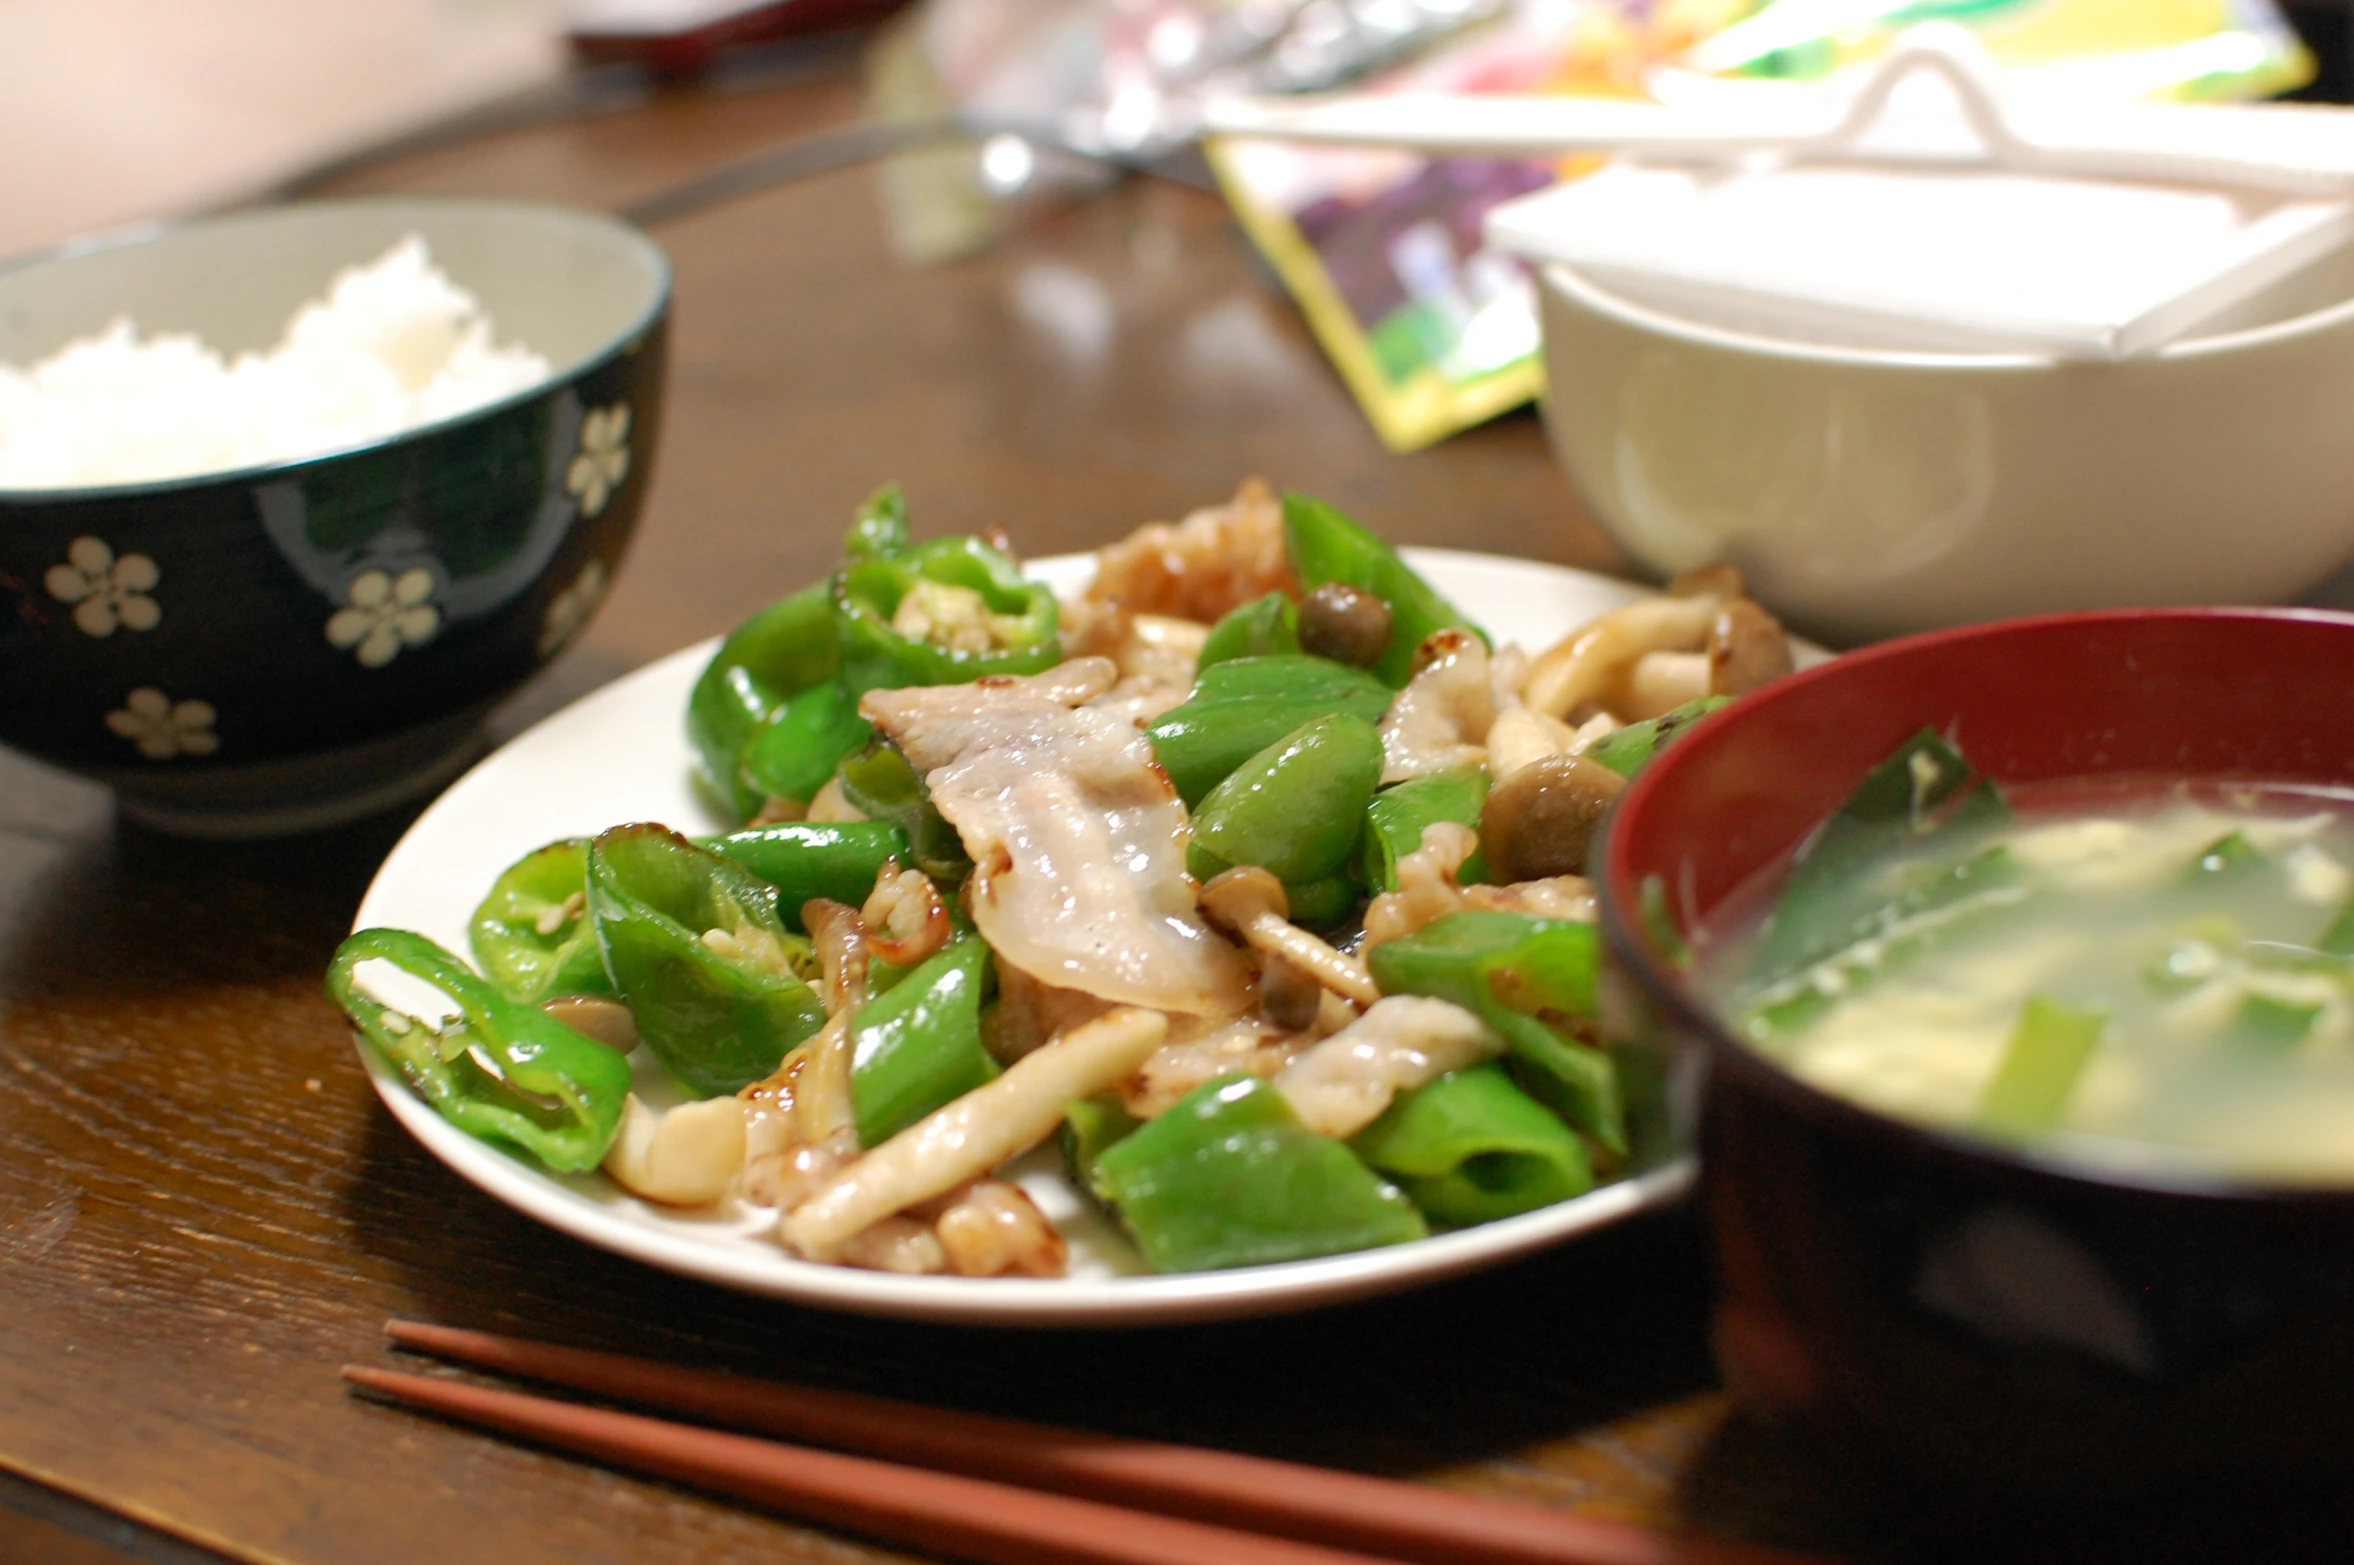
1602 607 2354 950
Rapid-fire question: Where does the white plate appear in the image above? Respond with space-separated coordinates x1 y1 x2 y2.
352 549 1699 1326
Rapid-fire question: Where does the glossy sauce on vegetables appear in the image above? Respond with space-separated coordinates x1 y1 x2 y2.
1704 781 2354 1184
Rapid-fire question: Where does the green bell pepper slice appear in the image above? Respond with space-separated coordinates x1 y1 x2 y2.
327 926 631 1173
1366 911 1623 1153
468 838 613 1005
1092 1075 1428 1272
684 483 1042 822
586 825 827 1096
848 934 1000 1145
686 582 841 822
1280 873 1358 930
1350 1063 1593 1226
1280 493 1483 687
1059 1091 1143 1197
845 480 912 561
1198 591 1301 669
1362 770 1491 893
1583 696 1731 780
477 824 910 999
833 534 1060 698
837 743 971 880
736 678 874 808
1146 654 1394 807
1187 713 1384 887
703 820 911 929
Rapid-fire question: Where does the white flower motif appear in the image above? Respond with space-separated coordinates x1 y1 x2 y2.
44 536 161 637
565 403 632 518
106 688 218 760
538 558 608 657
327 568 440 668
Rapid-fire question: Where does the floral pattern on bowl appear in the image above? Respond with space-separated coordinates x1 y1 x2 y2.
0 198 671 834
327 567 443 668
106 688 219 760
46 537 162 638
566 403 631 518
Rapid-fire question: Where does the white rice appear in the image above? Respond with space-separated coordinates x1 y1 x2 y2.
0 235 552 489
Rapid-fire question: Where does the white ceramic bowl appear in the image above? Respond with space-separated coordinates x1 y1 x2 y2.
1535 247 2354 645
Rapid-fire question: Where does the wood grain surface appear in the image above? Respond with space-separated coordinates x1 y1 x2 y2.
0 35 1905 1565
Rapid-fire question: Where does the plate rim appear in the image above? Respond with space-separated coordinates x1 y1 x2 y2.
350 547 1701 1326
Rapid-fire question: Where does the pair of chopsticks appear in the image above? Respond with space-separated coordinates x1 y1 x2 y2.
347 1320 1830 1565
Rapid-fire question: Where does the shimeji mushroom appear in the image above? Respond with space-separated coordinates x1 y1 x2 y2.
1297 581 1393 669
1198 866 1381 1007
779 1006 1168 1259
1523 572 1792 722
1478 752 1627 882
1614 598 1795 719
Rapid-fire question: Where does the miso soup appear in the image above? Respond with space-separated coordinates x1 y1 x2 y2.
1702 733 2354 1184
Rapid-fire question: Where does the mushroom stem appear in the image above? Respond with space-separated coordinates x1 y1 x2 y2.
781 1006 1167 1258
1199 866 1382 1007
1250 917 1381 1007
1620 650 1712 721
1523 595 1720 720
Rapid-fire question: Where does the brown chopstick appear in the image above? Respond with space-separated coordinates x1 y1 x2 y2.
345 1362 1405 1565
379 1318 1825 1565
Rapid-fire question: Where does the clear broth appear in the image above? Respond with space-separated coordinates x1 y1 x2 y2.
1700 780 2354 1185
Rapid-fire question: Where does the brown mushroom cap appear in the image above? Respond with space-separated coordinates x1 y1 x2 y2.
1478 753 1627 882
1708 598 1794 697
1199 864 1289 934
1297 582 1393 669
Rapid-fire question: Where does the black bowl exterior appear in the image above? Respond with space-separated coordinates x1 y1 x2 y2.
1595 610 2354 1558
0 314 665 790
1695 1006 2354 1556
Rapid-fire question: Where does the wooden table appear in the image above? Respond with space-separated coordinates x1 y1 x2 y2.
0 34 1908 1565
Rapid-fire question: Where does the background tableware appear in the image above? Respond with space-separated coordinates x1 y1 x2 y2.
1251 32 2354 383
1533 254 2354 646
1598 606 2354 1560
350 550 1698 1326
0 197 670 836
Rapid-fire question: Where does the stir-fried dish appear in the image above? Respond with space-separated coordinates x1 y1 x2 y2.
1699 732 2354 1184
329 480 1795 1276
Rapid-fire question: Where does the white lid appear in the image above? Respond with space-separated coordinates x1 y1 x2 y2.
1485 161 2354 359
1475 28 2354 359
